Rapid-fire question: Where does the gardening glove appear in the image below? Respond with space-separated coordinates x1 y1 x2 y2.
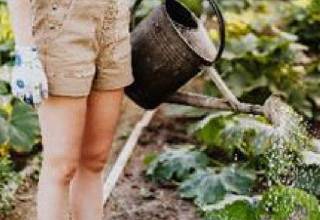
11 45 48 108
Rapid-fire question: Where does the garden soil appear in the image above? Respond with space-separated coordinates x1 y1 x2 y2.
4 98 201 220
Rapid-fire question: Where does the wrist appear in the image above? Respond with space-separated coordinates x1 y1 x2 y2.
15 45 39 65
15 45 38 54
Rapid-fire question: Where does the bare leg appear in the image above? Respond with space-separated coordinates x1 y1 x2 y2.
36 96 87 220
70 89 124 220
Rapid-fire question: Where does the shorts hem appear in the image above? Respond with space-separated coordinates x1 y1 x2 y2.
92 75 134 91
47 75 93 97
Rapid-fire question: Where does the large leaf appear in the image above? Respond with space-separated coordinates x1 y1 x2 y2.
146 146 210 183
220 115 274 156
193 112 275 159
179 165 255 207
179 169 226 206
0 99 40 152
192 112 234 148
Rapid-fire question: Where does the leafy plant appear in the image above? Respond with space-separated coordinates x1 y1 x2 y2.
203 186 320 220
193 112 275 158
146 146 210 183
216 0 254 12
0 98 40 153
204 200 259 220
293 164 320 198
287 0 320 53
258 186 320 220
0 155 20 214
179 165 255 207
206 0 320 119
257 146 303 186
0 80 10 95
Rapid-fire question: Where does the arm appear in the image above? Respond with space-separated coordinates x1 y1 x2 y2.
7 0 48 107
7 0 35 46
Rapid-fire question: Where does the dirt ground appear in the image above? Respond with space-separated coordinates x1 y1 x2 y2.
4 98 201 220
104 110 200 220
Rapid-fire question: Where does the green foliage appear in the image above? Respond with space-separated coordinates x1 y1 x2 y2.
210 32 313 114
192 112 234 149
0 2 14 65
0 98 40 153
216 0 253 12
293 164 320 198
258 146 303 186
179 165 255 207
193 112 275 159
204 186 320 220
206 0 320 119
0 80 10 95
132 0 162 24
132 0 203 24
0 155 20 214
146 146 210 183
287 0 320 53
258 186 320 220
192 108 313 186
204 200 259 220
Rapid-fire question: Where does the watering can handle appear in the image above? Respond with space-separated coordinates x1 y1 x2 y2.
130 0 226 62
206 0 225 62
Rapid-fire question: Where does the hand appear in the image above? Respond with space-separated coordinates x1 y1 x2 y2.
11 45 48 108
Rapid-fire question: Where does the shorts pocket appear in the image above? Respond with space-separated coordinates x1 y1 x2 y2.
31 0 75 42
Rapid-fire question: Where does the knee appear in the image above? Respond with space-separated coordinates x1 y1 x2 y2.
80 148 109 173
43 155 79 185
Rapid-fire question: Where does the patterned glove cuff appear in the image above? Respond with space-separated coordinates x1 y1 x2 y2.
15 45 37 53
15 45 39 66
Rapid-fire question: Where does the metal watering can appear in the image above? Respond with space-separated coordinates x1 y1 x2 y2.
125 0 227 109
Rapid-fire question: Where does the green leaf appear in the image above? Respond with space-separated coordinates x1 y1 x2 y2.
204 200 259 220
220 115 273 156
146 146 210 183
0 99 40 152
179 165 255 207
192 112 234 148
180 169 226 206
220 165 255 195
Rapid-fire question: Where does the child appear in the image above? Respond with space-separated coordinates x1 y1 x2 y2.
7 0 134 219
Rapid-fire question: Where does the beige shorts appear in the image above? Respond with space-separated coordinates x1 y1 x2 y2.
31 0 134 97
